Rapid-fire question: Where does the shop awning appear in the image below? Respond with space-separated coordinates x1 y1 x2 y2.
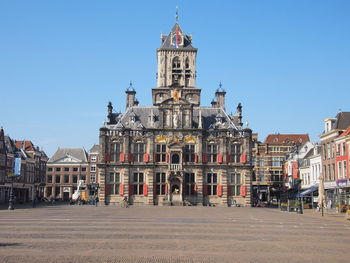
297 185 318 197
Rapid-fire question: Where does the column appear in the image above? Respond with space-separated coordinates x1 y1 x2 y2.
98 168 106 205
221 169 228 206
147 168 154 205
196 168 204 206
244 169 252 207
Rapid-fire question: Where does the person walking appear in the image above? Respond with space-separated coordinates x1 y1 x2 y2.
32 196 37 208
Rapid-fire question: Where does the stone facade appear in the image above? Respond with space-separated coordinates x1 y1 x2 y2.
45 148 90 201
0 128 48 204
98 21 254 207
252 134 309 205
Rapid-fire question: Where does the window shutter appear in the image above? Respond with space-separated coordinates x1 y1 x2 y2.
120 184 124 196
105 153 110 162
194 154 199 163
129 153 134 162
202 154 207 163
240 185 246 197
203 185 208 196
129 184 133 195
217 154 223 164
240 154 247 164
153 153 157 163
120 153 125 162
143 184 148 196
105 184 110 195
226 154 230 163
143 153 149 163
217 184 223 197
165 153 169 163
227 184 231 196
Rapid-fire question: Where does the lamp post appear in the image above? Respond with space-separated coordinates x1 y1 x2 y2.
8 174 15 210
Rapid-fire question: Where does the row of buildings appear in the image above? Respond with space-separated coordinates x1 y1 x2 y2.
0 128 48 204
2 19 349 209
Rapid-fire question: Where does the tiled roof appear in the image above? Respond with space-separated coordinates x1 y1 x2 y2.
339 126 350 137
107 106 241 130
264 134 310 145
49 148 88 163
89 144 100 153
334 112 350 130
160 23 196 50
15 140 36 151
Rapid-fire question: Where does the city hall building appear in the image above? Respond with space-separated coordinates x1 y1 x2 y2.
98 20 254 206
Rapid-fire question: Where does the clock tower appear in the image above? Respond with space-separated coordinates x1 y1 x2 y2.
152 20 201 106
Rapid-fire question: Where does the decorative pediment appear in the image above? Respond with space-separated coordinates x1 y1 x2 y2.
55 154 81 163
137 123 144 130
116 121 124 129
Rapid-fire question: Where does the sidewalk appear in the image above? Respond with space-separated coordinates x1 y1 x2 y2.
297 208 350 223
0 201 68 210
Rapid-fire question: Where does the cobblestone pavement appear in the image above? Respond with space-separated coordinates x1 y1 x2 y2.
0 204 350 263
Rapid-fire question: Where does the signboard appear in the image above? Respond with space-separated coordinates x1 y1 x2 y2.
324 181 338 189
336 179 348 188
14 157 21 176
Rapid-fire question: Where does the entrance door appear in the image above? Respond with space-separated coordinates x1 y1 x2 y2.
170 178 182 203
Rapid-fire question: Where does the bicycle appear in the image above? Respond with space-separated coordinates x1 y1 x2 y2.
121 198 129 208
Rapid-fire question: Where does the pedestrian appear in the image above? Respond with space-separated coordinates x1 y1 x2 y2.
95 196 99 207
32 196 37 208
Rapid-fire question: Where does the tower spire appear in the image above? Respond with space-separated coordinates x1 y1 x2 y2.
175 5 179 23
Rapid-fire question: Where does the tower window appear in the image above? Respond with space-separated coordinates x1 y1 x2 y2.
172 57 181 69
185 58 189 69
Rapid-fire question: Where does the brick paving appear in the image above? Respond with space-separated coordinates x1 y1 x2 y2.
0 204 350 263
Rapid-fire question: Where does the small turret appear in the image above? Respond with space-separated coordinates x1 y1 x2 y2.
237 103 243 127
126 81 137 109
215 82 226 110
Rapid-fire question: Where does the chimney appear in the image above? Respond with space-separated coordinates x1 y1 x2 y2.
126 81 136 109
215 82 226 110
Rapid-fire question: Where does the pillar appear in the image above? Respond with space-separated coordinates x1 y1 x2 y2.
196 168 204 206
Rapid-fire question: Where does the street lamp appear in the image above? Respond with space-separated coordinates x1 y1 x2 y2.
8 173 15 210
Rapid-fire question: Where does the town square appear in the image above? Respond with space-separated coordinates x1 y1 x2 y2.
0 1 350 262
1 204 350 263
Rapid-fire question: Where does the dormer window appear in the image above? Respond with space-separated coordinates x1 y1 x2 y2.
129 112 136 123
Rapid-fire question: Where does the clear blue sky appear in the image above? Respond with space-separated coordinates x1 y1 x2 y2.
1 0 349 157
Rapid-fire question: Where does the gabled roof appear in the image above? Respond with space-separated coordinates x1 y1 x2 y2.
49 148 88 163
15 140 36 152
264 134 310 145
159 23 196 50
334 112 350 130
88 144 100 153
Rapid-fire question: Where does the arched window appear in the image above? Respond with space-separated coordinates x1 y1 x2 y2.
172 57 181 69
185 58 189 69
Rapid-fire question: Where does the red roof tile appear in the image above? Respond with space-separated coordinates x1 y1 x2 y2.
339 126 350 137
15 141 36 151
